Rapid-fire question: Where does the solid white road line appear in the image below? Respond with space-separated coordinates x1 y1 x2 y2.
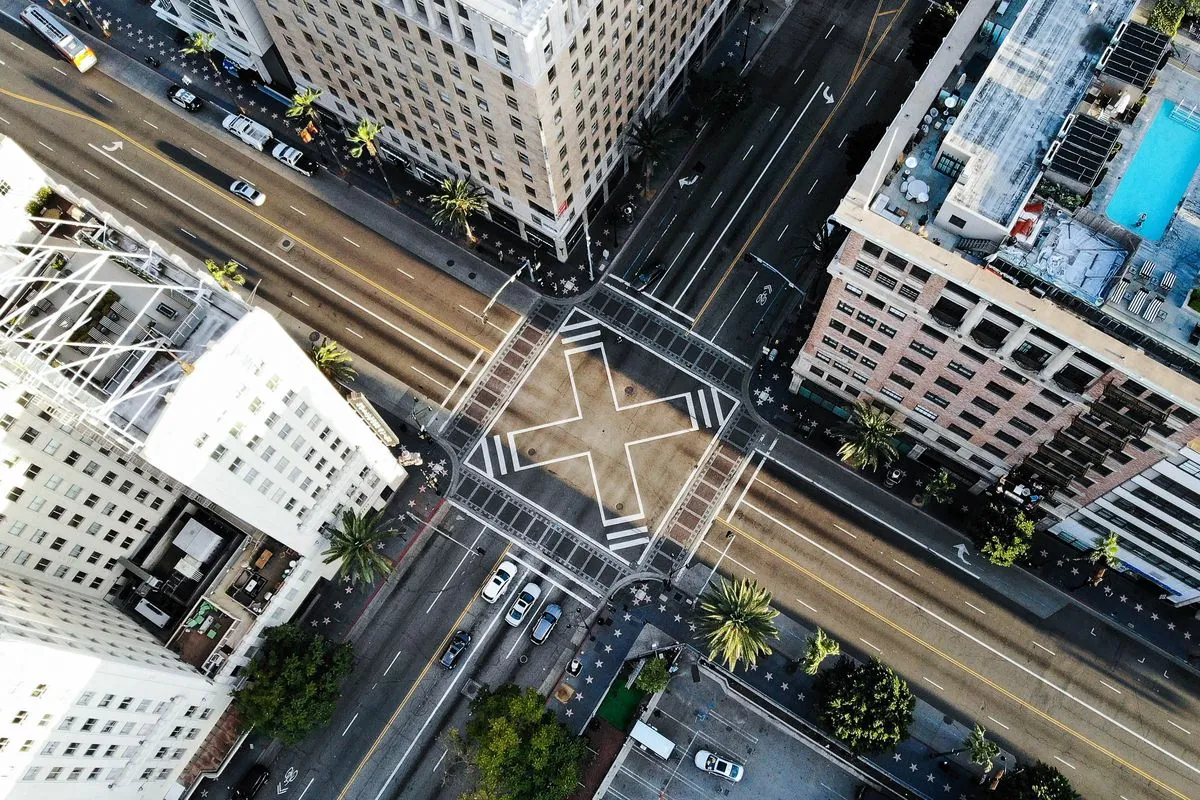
700 539 757 574
712 275 756 342
289 204 307 216
858 637 881 653
964 601 988 615
923 676 945 692
662 230 696 279
371 607 506 800
342 713 359 736
987 715 1010 730
674 83 826 307
296 777 316 800
409 365 453 392
499 550 602 605
892 558 919 576
741 497 1200 778
189 147 207 158
1099 680 1122 695
383 647 404 676
1054 756 1077 770
427 529 485 614
87 145 472 373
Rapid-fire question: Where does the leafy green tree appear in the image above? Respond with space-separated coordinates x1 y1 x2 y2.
697 576 780 670
690 67 751 124
994 761 1080 800
837 400 900 472
1087 530 1120 568
180 31 220 73
310 337 357 383
922 468 957 505
233 624 354 745
815 657 915 754
321 509 398 585
286 87 346 176
1147 0 1185 34
427 179 490 243
802 627 841 675
906 3 956 70
975 504 1034 567
625 112 678 195
939 723 1000 772
204 259 245 291
347 118 398 203
457 683 589 800
633 657 671 693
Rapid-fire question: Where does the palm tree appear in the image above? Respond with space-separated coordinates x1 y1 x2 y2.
1087 531 1120 567
697 576 780 671
837 400 900 472
347 119 397 203
310 337 357 384
938 724 1000 773
922 468 957 505
286 87 347 177
180 31 220 74
427 179 489 244
802 627 841 675
204 259 245 290
321 509 398 586
625 112 678 197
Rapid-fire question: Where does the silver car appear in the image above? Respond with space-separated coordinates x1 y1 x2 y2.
529 603 561 645
229 179 266 207
504 582 541 627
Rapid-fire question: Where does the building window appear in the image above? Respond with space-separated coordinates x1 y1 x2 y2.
934 153 965 179
914 405 939 421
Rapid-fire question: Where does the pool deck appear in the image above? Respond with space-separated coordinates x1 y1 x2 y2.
1084 61 1200 351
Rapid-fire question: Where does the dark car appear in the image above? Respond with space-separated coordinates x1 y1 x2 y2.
529 603 562 645
440 629 472 669
167 84 203 112
629 263 665 292
231 764 270 800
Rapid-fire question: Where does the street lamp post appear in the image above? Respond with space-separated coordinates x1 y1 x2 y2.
480 265 524 325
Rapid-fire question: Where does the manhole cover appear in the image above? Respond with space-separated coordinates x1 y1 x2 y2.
624 385 636 397
447 259 455 267
468 271 477 279
308 331 321 343
279 237 294 251
527 448 536 456
616 503 624 511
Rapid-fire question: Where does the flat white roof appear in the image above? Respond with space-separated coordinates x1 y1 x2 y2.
943 0 1134 224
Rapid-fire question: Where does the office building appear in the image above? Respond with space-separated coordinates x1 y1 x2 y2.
253 0 737 259
0 136 406 794
153 0 290 85
788 0 1200 603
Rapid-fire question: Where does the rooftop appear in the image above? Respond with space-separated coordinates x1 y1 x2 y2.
943 0 1133 225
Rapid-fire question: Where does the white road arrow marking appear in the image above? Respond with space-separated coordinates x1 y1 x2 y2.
101 141 124 152
822 85 836 104
678 174 699 188
954 543 972 565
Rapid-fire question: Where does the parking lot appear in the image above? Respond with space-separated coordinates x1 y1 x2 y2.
602 660 863 800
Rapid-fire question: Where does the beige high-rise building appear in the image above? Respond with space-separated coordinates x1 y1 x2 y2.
254 0 736 259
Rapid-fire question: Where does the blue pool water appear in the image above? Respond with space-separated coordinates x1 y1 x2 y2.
1105 101 1200 241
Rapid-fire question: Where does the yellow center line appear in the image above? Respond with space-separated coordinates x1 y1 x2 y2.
691 0 910 327
334 543 511 800
711 516 1190 800
0 87 494 356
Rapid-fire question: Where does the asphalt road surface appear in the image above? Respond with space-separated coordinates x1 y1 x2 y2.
0 18 519 409
694 447 1200 800
614 0 923 361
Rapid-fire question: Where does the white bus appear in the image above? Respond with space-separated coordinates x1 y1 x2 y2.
19 5 96 73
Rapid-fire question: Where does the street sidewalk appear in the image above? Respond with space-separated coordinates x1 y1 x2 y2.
746 339 1200 672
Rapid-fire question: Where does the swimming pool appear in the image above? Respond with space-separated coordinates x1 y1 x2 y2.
1105 101 1200 241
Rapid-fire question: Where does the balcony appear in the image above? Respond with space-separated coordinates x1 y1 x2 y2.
929 298 967 329
1052 364 1094 394
1011 343 1052 372
969 319 1010 350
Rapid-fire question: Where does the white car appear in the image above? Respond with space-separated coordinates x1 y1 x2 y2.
694 750 744 782
271 143 316 176
229 180 266 207
481 561 517 604
504 582 541 626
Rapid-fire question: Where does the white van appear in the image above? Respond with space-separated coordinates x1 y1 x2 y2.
221 114 273 151
630 720 675 760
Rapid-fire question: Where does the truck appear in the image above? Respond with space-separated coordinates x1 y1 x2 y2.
221 114 273 151
629 720 675 759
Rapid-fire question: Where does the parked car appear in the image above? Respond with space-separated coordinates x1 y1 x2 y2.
440 629 472 669
481 560 517 604
166 84 203 112
504 582 541 626
694 750 744 782
221 113 273 150
231 764 270 799
629 262 665 292
229 179 266 207
529 603 561 645
271 142 316 176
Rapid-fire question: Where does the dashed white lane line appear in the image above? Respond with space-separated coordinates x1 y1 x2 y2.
865 89 877 106
987 715 1010 730
36 141 52 152
838 133 848 148
923 676 945 691
964 601 988 615
892 558 919 576
793 69 805 85
825 23 835 39
94 92 113 104
189 146 207 158
1099 680 1123 695
1168 720 1192 735
701 539 757 574
1054 756 1077 770
131 198 148 208
894 47 904 62
382 647 404 676
807 178 819 195
52 66 67 76
344 326 364 339
341 712 359 736
1032 641 1057 656
742 145 755 160
84 169 100 180
291 295 311 307
342 235 360 247
142 119 159 130
179 228 197 238
710 191 723 208
769 105 781 121
397 267 415 279
776 223 789 241
9 41 25 50
832 523 857 539
0 115 9 124
858 637 881 653
795 597 819 614
290 205 307 216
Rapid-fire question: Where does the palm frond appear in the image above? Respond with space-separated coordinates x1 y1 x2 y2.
697 577 779 670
